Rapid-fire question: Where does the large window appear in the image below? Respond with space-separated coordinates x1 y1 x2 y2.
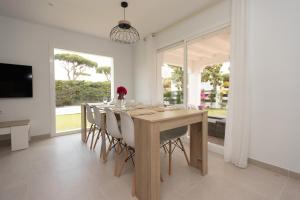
54 49 113 134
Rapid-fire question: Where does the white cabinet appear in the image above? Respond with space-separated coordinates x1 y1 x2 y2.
0 120 30 151
11 125 30 151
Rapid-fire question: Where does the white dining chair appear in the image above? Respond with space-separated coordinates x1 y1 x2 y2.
187 104 198 110
125 99 136 107
152 102 164 107
160 104 190 175
85 104 96 149
118 111 164 197
92 107 110 150
117 111 135 175
104 108 123 160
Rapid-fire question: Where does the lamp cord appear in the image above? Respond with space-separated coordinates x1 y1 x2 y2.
123 7 125 20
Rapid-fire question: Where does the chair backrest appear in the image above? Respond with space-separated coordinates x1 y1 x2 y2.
120 111 135 148
126 99 136 107
104 108 122 139
86 104 95 124
152 102 164 107
171 104 186 109
93 107 102 128
187 104 198 110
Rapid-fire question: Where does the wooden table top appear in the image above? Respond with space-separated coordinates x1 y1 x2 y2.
88 103 207 122
0 120 30 128
132 109 207 122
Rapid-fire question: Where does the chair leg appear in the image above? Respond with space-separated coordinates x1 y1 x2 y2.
103 137 114 162
168 140 172 176
114 141 122 176
90 125 96 150
117 146 129 177
162 144 168 154
178 138 190 165
106 131 111 143
100 130 107 159
85 124 94 143
92 128 101 150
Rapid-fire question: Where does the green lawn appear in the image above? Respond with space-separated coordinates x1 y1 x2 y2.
56 113 82 133
206 108 227 118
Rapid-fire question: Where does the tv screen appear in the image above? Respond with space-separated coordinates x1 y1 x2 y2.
0 63 33 98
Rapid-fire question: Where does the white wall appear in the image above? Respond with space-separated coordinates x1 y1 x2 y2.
0 16 134 136
247 0 300 173
133 0 300 173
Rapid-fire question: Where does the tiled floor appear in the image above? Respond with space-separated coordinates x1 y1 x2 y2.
0 134 299 200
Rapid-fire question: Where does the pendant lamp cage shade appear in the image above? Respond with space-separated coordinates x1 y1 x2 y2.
110 1 140 44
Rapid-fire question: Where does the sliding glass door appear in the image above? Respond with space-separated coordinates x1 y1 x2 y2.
156 27 230 146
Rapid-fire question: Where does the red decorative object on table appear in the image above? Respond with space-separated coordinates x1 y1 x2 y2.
117 86 127 100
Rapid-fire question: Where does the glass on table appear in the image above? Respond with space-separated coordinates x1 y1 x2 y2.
103 97 108 104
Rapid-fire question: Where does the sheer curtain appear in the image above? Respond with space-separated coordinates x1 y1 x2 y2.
224 0 250 168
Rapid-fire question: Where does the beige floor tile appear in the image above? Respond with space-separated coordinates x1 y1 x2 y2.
280 178 300 200
0 133 298 200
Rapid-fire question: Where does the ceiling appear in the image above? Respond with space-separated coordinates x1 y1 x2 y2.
163 28 230 69
0 0 222 39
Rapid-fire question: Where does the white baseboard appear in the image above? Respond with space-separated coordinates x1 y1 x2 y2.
208 142 224 155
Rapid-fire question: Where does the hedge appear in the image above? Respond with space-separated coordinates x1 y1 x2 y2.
56 80 111 107
163 91 183 105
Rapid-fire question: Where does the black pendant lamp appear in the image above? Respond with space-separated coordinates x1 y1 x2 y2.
110 1 140 44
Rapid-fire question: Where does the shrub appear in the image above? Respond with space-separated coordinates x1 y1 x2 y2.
56 80 111 107
163 91 183 105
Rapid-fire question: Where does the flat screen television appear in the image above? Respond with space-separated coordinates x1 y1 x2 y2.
0 63 33 98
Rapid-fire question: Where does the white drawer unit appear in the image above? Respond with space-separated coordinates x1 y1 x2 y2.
0 120 30 151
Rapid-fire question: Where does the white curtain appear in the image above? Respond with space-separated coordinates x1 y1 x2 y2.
224 0 250 168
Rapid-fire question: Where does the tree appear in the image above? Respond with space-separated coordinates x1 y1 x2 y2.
201 64 223 106
55 53 98 80
96 66 111 81
171 66 184 91
171 65 184 104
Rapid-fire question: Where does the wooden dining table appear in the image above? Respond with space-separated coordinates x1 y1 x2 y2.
81 103 208 200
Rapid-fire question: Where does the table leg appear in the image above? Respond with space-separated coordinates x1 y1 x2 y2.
100 113 107 160
134 119 161 200
81 104 87 142
190 112 208 175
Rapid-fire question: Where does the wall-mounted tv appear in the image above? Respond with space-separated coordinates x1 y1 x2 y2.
0 63 33 98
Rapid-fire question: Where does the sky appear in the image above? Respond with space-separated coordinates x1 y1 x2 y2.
54 48 113 82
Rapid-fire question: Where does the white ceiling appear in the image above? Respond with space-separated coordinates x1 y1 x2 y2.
0 0 222 39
